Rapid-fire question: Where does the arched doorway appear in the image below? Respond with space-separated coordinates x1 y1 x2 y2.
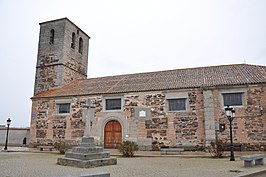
104 120 122 148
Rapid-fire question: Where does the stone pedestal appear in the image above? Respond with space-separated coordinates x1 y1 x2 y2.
57 137 117 168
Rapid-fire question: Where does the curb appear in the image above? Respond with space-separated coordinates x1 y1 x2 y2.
237 169 266 177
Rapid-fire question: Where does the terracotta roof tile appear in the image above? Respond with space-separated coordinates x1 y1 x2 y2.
33 64 266 98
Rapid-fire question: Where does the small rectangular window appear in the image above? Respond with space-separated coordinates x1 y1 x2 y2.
168 98 186 111
223 93 243 106
57 103 70 114
105 98 121 110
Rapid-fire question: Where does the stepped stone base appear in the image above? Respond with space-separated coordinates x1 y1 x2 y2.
57 137 117 168
57 157 117 168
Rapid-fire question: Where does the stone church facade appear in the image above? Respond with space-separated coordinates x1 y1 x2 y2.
30 18 266 150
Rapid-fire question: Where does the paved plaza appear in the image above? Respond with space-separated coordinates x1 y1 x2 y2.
0 147 265 177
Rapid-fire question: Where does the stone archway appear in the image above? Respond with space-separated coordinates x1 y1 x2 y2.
95 113 129 147
104 120 122 148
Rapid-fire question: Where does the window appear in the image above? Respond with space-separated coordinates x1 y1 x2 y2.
168 98 186 111
223 93 243 106
71 32 75 49
57 103 70 114
50 29 55 44
105 98 121 110
79 37 83 54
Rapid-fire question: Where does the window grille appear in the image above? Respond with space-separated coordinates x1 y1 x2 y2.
168 98 186 111
223 93 243 106
105 98 121 110
57 103 70 114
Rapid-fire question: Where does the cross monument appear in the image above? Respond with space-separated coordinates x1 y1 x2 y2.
82 104 96 137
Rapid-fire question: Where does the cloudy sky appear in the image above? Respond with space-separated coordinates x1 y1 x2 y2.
1 0 266 127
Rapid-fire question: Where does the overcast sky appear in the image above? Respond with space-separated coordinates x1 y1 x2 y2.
1 0 266 127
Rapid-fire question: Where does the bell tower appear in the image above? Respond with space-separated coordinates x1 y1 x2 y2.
34 18 90 95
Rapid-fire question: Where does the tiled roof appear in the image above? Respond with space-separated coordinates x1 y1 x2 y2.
33 64 266 98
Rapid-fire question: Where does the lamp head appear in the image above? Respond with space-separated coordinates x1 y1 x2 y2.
6 118 11 126
225 105 233 117
231 109 235 118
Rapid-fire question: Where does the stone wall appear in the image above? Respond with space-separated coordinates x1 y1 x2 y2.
30 90 204 149
30 85 266 150
216 85 266 151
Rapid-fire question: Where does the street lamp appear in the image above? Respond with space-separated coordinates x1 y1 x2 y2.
4 118 11 150
225 106 235 161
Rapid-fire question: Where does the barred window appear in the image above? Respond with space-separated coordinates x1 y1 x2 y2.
57 103 70 114
168 98 186 111
223 93 243 106
105 98 121 110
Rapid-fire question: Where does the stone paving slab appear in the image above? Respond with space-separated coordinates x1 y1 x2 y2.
0 149 265 177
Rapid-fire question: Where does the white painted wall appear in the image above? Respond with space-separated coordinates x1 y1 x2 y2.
0 128 30 146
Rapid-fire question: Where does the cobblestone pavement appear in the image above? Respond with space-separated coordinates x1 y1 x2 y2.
0 148 265 177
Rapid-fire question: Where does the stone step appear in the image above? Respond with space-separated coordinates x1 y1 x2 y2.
80 137 95 147
65 152 110 160
80 172 110 177
80 142 96 147
57 157 117 168
72 146 103 153
81 137 95 143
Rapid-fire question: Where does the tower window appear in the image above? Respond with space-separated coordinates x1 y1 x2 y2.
79 37 83 54
50 29 55 44
71 32 75 49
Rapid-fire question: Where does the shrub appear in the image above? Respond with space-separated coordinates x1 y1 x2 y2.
118 141 139 157
208 140 225 158
152 141 160 151
54 140 74 154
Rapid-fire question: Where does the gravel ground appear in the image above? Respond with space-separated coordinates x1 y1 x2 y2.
0 151 265 177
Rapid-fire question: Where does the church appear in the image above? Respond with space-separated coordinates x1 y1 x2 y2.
29 18 266 150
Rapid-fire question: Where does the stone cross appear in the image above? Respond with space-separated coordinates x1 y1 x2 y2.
82 104 95 137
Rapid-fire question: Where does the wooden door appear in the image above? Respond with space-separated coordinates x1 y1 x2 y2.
104 120 122 148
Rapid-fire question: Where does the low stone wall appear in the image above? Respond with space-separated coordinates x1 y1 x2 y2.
0 127 30 146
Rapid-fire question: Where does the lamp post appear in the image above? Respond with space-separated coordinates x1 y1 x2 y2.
4 118 11 150
225 106 235 161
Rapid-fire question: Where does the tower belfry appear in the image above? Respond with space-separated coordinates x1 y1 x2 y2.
34 18 90 95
